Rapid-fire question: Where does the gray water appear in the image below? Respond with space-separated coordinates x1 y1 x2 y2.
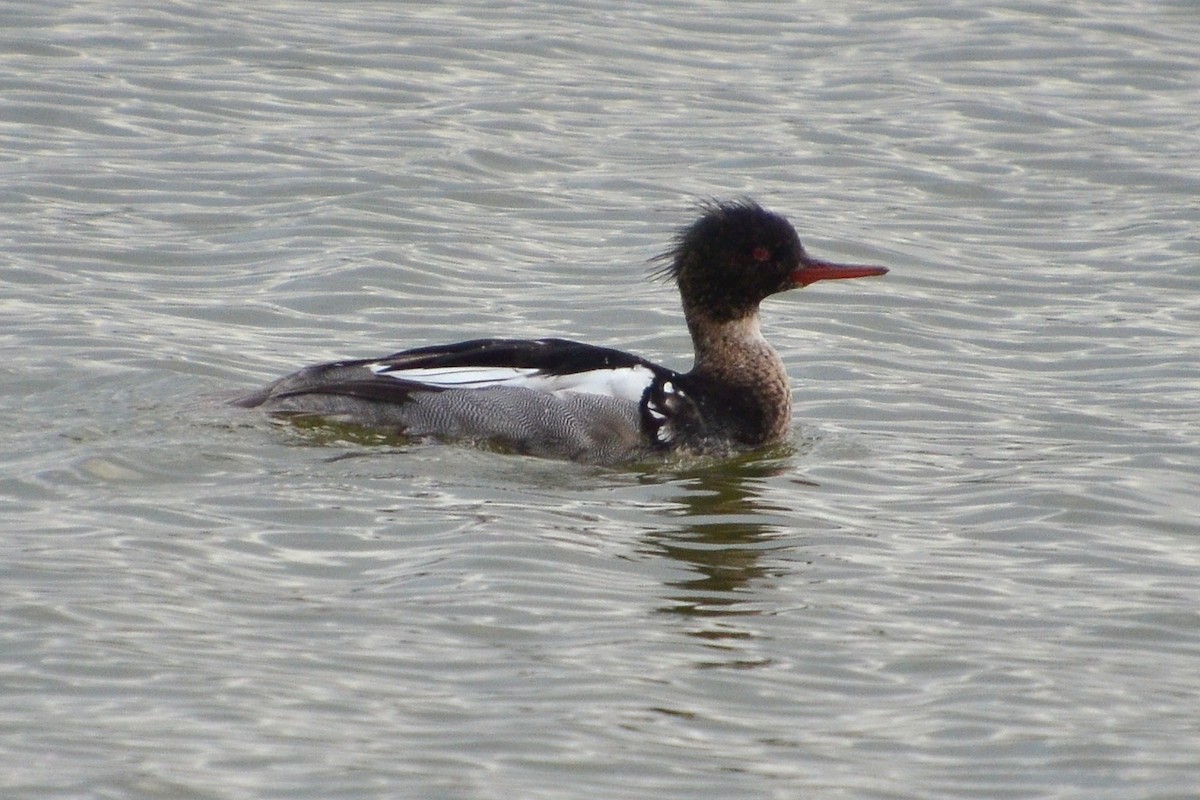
3 1 1199 798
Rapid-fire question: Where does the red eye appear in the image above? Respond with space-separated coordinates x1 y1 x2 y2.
751 246 771 262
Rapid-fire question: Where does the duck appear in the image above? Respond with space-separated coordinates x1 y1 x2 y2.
234 200 888 464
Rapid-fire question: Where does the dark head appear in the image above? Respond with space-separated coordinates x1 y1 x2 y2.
656 200 888 322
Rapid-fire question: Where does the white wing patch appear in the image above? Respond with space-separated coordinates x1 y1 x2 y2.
368 363 655 403
550 365 656 402
369 365 539 386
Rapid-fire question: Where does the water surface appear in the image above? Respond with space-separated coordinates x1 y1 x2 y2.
3 1 1199 798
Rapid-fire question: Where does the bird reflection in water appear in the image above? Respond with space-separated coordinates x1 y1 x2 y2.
642 446 819 668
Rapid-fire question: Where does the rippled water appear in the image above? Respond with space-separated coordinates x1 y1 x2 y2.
4 1 1199 798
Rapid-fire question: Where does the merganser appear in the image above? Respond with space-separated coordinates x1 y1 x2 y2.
234 200 888 464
